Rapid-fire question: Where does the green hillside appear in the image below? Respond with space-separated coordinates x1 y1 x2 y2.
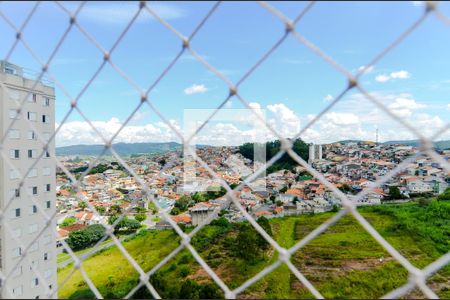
58 200 450 299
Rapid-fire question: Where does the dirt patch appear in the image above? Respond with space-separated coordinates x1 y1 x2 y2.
188 267 211 283
341 257 394 271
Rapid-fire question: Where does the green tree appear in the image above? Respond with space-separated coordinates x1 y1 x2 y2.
234 224 261 262
109 204 122 215
134 206 147 213
173 195 192 212
135 213 147 223
170 207 181 215
78 201 87 210
210 217 230 228
437 187 450 201
66 224 106 251
239 138 309 173
60 216 76 227
108 215 119 225
200 283 223 299
338 184 352 193
179 280 200 299
115 217 141 233
276 200 283 207
388 186 403 200
256 216 272 249
279 186 288 193
95 206 106 215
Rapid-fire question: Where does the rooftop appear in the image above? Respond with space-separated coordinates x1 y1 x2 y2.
0 60 54 87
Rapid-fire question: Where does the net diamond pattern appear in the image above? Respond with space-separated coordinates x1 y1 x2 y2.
0 1 449 299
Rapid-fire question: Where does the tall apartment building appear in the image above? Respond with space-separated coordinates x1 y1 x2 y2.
0 61 56 299
308 144 322 164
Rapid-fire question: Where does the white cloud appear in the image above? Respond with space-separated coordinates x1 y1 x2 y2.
323 94 334 102
55 92 446 147
74 2 186 25
411 1 423 6
375 70 411 83
324 112 360 125
184 84 208 95
375 74 390 82
56 118 180 147
390 70 410 79
267 103 300 137
388 97 426 118
358 65 374 74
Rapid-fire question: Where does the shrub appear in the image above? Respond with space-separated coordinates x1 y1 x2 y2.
135 213 147 223
60 216 76 227
210 217 230 228
66 224 106 251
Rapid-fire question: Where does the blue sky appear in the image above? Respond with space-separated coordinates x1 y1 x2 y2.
1 1 450 146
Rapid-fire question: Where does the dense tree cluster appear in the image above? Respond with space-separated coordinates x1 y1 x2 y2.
66 224 106 251
238 138 309 173
108 216 141 233
437 187 450 201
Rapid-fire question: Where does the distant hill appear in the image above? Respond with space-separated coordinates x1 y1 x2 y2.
334 139 450 150
56 142 181 156
382 139 450 150
56 139 450 157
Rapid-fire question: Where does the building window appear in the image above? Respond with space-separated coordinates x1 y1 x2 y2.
32 277 39 286
44 97 50 106
46 201 51 209
9 109 20 119
44 253 48 261
9 188 20 199
15 208 21 217
44 150 50 158
31 93 37 103
28 130 37 140
10 149 20 159
13 247 21 257
46 184 51 192
43 234 51 245
28 149 36 158
12 286 23 297
28 112 37 121
31 186 38 195
10 169 20 179
28 168 37 178
29 223 38 233
5 66 15 74
9 129 20 139
42 115 49 123
32 205 37 214
43 167 51 176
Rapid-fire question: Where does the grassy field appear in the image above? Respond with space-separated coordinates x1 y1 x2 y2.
57 239 114 263
58 200 450 299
